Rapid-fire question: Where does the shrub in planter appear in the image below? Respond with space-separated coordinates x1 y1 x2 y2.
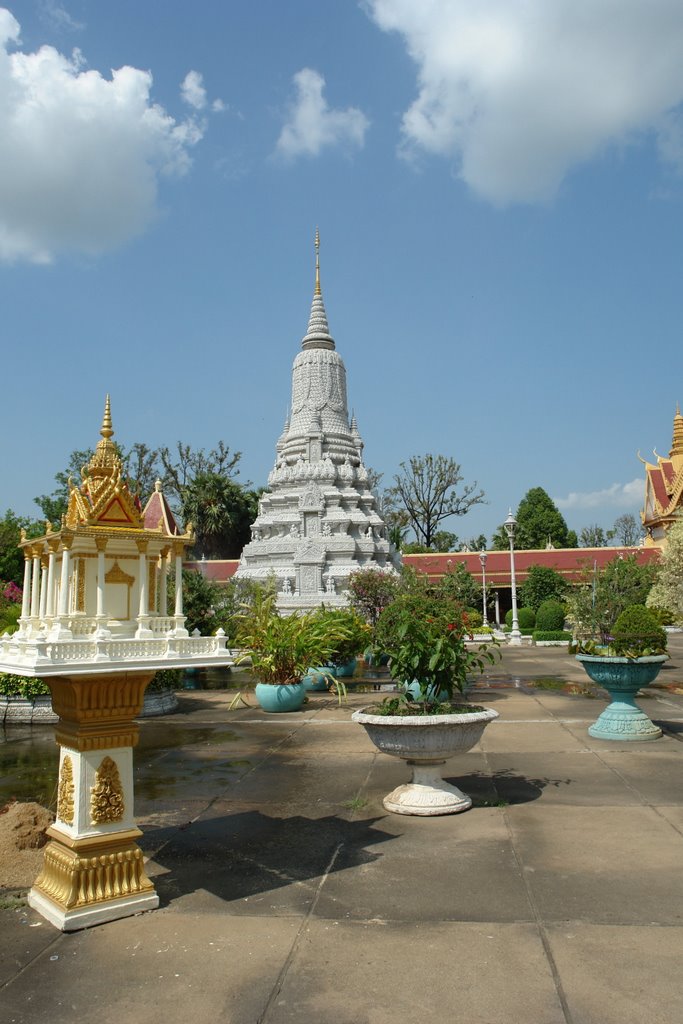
532 630 572 642
505 607 536 631
535 600 566 632
0 673 50 699
611 605 667 657
147 669 183 693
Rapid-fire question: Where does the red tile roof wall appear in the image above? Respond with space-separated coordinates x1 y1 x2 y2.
184 547 659 588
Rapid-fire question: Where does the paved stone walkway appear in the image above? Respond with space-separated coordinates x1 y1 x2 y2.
2 639 683 1023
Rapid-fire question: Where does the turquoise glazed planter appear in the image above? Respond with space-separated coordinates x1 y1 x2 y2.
303 667 336 692
255 681 306 713
576 654 667 741
332 658 357 679
399 680 450 703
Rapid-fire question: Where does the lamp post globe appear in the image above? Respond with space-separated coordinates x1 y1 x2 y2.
478 549 488 628
503 509 522 646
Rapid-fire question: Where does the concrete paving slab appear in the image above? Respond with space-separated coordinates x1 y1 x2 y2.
506 804 683 925
314 807 533 923
523 692 603 720
269 920 566 1024
217 753 378 808
0 905 59 988
481 721 589 753
595 747 683 804
485 752 639 806
546 923 683 1024
1 910 302 1024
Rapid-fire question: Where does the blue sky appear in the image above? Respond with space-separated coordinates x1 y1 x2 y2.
1 1 683 545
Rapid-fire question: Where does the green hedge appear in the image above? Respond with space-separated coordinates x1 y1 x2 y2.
532 630 572 642
0 673 51 699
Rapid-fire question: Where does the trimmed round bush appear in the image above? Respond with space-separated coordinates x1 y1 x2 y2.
612 605 667 656
535 600 566 632
505 607 536 631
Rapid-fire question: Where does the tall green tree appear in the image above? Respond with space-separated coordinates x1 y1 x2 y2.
492 487 573 550
388 454 485 550
181 473 259 559
519 564 568 612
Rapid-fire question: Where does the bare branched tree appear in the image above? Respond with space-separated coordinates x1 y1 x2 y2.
388 454 486 549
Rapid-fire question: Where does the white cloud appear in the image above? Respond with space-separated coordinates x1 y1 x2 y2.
367 0 683 203
39 1 84 33
180 70 207 111
554 479 643 511
276 68 369 159
0 9 206 264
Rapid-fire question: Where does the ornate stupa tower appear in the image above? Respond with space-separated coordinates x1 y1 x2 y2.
236 232 398 608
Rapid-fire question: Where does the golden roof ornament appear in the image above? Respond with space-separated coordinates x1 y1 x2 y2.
670 403 683 459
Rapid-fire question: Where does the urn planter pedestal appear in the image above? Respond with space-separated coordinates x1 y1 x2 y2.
352 706 499 815
576 654 667 741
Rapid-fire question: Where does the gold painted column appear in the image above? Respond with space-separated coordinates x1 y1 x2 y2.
28 670 159 931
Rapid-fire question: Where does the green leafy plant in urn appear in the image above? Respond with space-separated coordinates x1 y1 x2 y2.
576 605 668 741
352 592 500 815
235 592 357 713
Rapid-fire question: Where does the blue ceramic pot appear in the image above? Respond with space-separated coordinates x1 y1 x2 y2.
576 654 667 741
399 680 450 702
255 681 307 713
303 667 336 692
332 658 357 679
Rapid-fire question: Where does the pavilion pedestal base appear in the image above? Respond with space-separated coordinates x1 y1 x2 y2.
29 824 158 931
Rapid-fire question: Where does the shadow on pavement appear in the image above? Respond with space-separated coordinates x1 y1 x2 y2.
444 768 572 806
147 809 395 910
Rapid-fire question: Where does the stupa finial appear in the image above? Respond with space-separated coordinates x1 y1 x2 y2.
315 227 321 296
101 394 114 440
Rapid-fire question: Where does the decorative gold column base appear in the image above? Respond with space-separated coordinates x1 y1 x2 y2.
28 825 158 932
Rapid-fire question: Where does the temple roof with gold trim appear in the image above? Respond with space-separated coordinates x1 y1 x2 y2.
641 406 683 544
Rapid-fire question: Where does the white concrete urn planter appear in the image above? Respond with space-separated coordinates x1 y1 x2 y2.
352 706 499 816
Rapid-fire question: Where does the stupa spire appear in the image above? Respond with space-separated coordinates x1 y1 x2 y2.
302 229 334 351
671 403 683 458
101 394 114 439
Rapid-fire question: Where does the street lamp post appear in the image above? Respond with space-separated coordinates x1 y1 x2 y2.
503 508 522 646
478 549 488 628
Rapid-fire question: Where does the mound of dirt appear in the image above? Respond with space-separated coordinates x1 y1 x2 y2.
0 801 54 890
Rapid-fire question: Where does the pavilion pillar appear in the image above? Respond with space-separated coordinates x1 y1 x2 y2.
30 548 42 624
94 537 111 637
39 560 49 621
28 670 158 932
135 540 153 638
173 543 188 637
159 547 169 617
52 536 74 640
18 551 32 635
46 540 59 621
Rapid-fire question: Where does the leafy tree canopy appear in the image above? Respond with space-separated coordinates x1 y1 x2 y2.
0 509 41 586
491 487 574 551
519 564 568 612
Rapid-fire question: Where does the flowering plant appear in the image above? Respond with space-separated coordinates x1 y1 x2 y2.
373 592 498 713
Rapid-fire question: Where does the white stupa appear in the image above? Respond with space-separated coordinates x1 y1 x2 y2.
236 232 398 609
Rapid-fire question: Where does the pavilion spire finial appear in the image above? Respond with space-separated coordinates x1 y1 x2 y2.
100 394 114 440
314 227 321 296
